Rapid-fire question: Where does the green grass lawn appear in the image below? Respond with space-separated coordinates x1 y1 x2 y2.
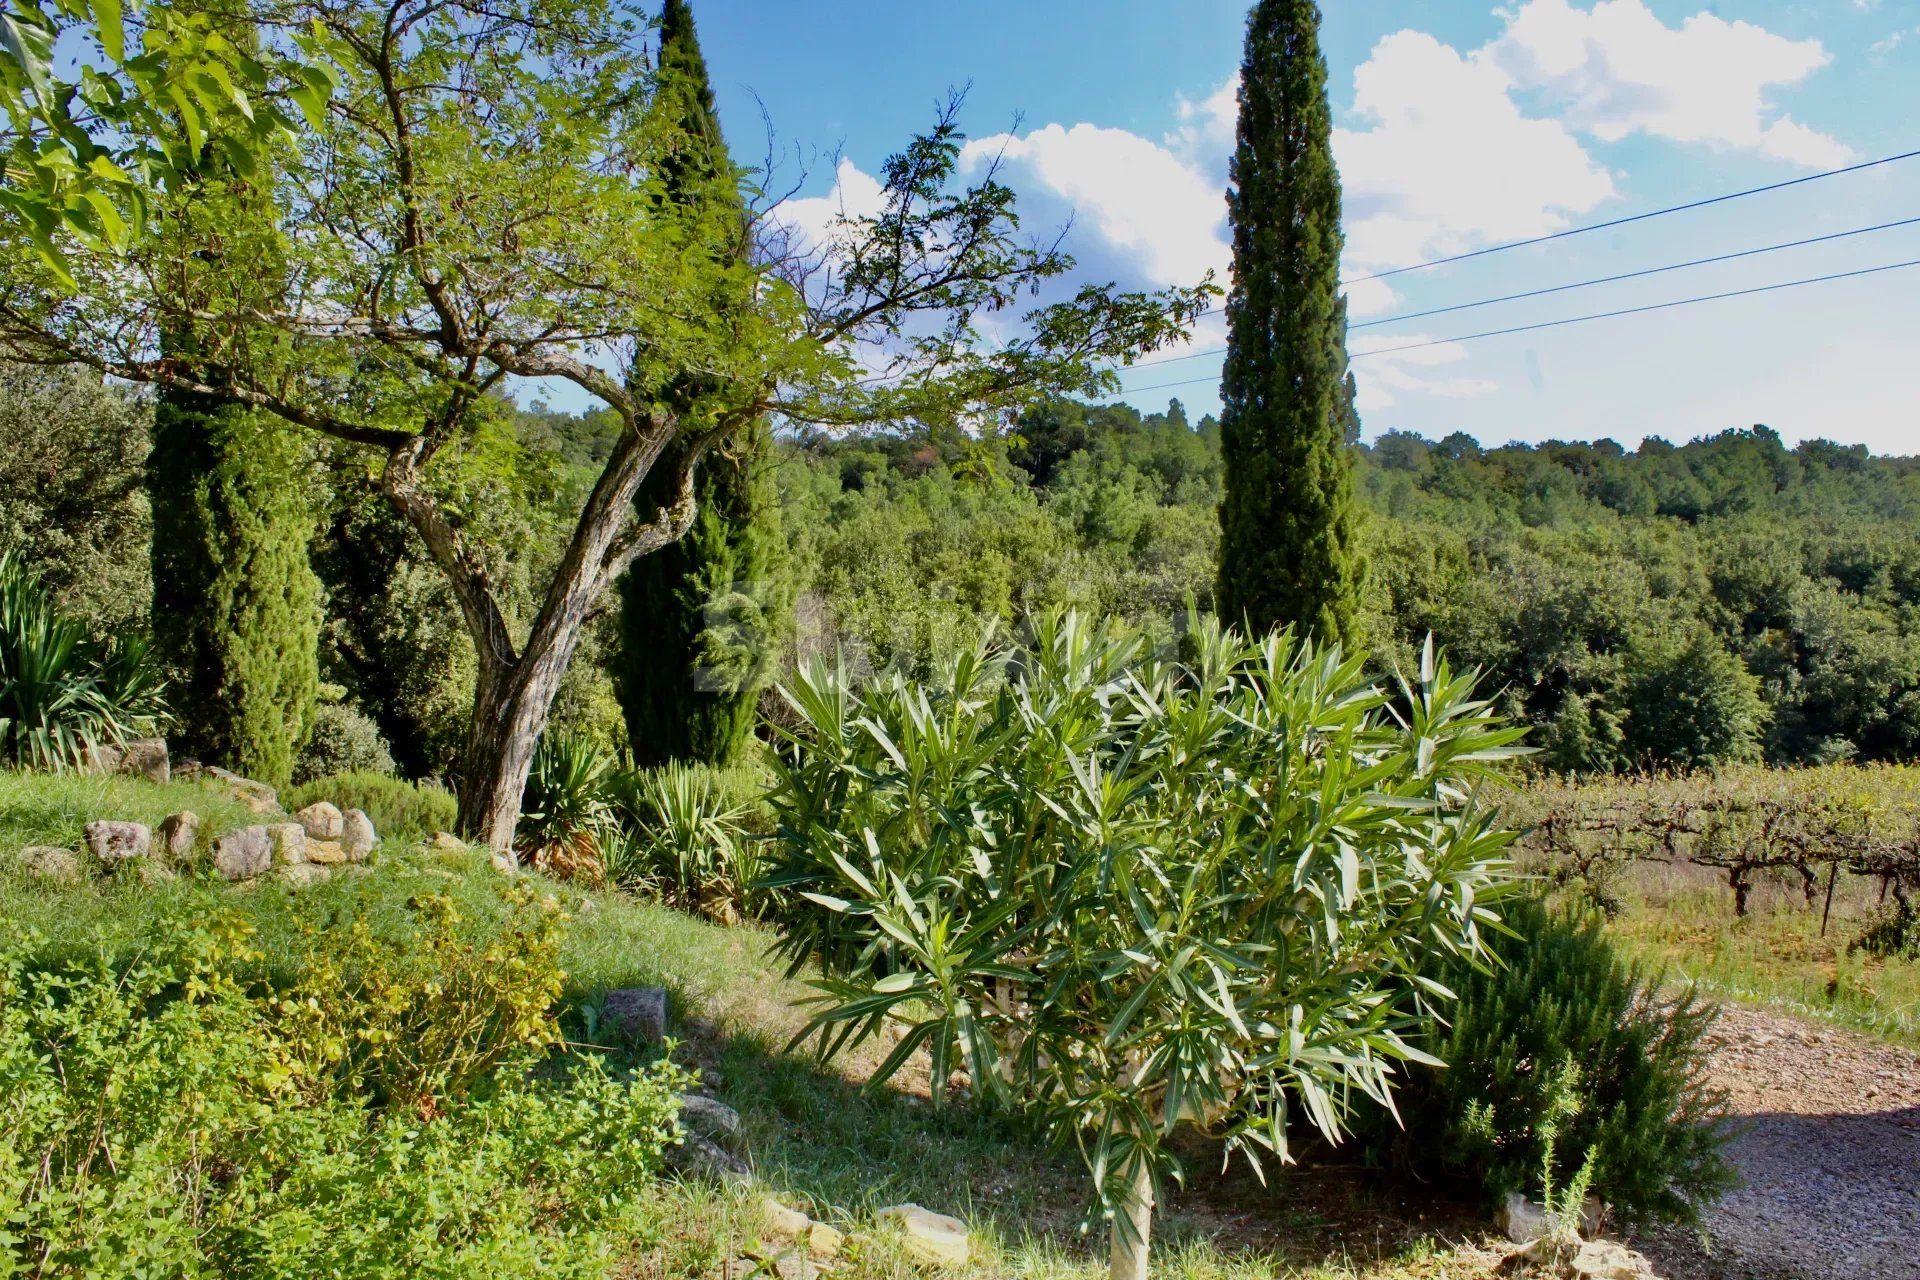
16 770 1918 1275
0 769 261 851
1604 880 1920 1048
0 772 1505 1280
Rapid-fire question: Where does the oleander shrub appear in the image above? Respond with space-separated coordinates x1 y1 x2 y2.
284 771 458 843
0 890 689 1278
1365 895 1735 1227
767 609 1525 1273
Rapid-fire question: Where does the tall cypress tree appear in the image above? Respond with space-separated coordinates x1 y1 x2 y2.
613 0 788 768
1215 0 1366 646
149 390 321 786
148 102 319 786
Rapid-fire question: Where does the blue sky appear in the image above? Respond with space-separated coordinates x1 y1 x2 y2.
689 0 1920 453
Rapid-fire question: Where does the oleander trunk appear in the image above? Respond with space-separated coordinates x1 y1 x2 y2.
1108 1155 1154 1280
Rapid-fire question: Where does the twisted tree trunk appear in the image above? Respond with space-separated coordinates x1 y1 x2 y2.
382 411 702 853
456 636 584 857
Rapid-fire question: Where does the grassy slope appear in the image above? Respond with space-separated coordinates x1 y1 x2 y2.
1605 884 1920 1048
0 771 260 852
0 773 1500 1280
21 770 1920 1268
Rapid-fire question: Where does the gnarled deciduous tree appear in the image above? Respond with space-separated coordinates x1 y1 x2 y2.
0 0 1212 849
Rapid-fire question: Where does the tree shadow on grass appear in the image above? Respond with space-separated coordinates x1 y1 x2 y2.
565 949 1499 1276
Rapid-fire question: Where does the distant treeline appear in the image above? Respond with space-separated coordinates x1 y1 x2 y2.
10 361 1917 778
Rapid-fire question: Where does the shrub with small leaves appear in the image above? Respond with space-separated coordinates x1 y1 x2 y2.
273 886 570 1112
294 699 399 783
0 890 689 1277
1363 895 1735 1227
284 770 458 844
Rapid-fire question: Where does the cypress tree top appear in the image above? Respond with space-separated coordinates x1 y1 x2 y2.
658 0 725 181
1215 0 1366 647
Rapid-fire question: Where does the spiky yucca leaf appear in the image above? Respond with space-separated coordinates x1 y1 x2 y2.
0 551 168 769
517 735 616 884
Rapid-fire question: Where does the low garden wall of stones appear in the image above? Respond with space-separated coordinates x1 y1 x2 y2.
14 743 383 888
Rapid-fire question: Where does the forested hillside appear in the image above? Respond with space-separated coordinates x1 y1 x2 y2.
10 366 1918 779
770 400 1920 773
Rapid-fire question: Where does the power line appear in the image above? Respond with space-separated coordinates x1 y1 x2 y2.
1116 256 1920 398
1354 257 1920 357
1340 146 1920 285
1115 211 1920 374
1351 214 1920 329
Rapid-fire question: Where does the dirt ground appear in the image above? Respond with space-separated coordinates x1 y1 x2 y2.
1634 1004 1920 1280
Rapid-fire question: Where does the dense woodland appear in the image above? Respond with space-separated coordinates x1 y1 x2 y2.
10 363 1917 782
782 404 1920 774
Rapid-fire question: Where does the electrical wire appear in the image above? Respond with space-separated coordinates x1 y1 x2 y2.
1121 212 1920 373
1349 214 1920 329
1115 256 1920 397
1340 146 1920 285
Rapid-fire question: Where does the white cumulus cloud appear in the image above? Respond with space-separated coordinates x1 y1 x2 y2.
960 123 1229 289
1168 73 1239 166
1333 29 1617 289
1486 0 1852 166
772 2 1853 416
774 157 888 255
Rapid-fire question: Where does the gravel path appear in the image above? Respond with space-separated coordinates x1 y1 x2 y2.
1637 1004 1920 1280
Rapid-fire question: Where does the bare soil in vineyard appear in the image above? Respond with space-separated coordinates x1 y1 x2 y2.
1635 1003 1920 1280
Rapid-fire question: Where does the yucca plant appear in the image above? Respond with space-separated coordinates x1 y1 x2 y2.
0 551 168 770
516 735 616 883
766 609 1527 1280
614 762 758 922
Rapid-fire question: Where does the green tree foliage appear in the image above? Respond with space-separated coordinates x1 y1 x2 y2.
1626 627 1769 767
1366 897 1734 1227
1359 426 1920 768
0 0 1206 851
767 610 1524 1279
0 365 151 631
615 0 789 769
1215 0 1365 645
148 393 320 785
761 414 1920 774
616 429 788 767
0 0 339 282
310 405 626 782
310 473 476 779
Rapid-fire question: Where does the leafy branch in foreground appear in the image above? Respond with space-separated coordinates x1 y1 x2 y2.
0 0 341 282
764 610 1526 1280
